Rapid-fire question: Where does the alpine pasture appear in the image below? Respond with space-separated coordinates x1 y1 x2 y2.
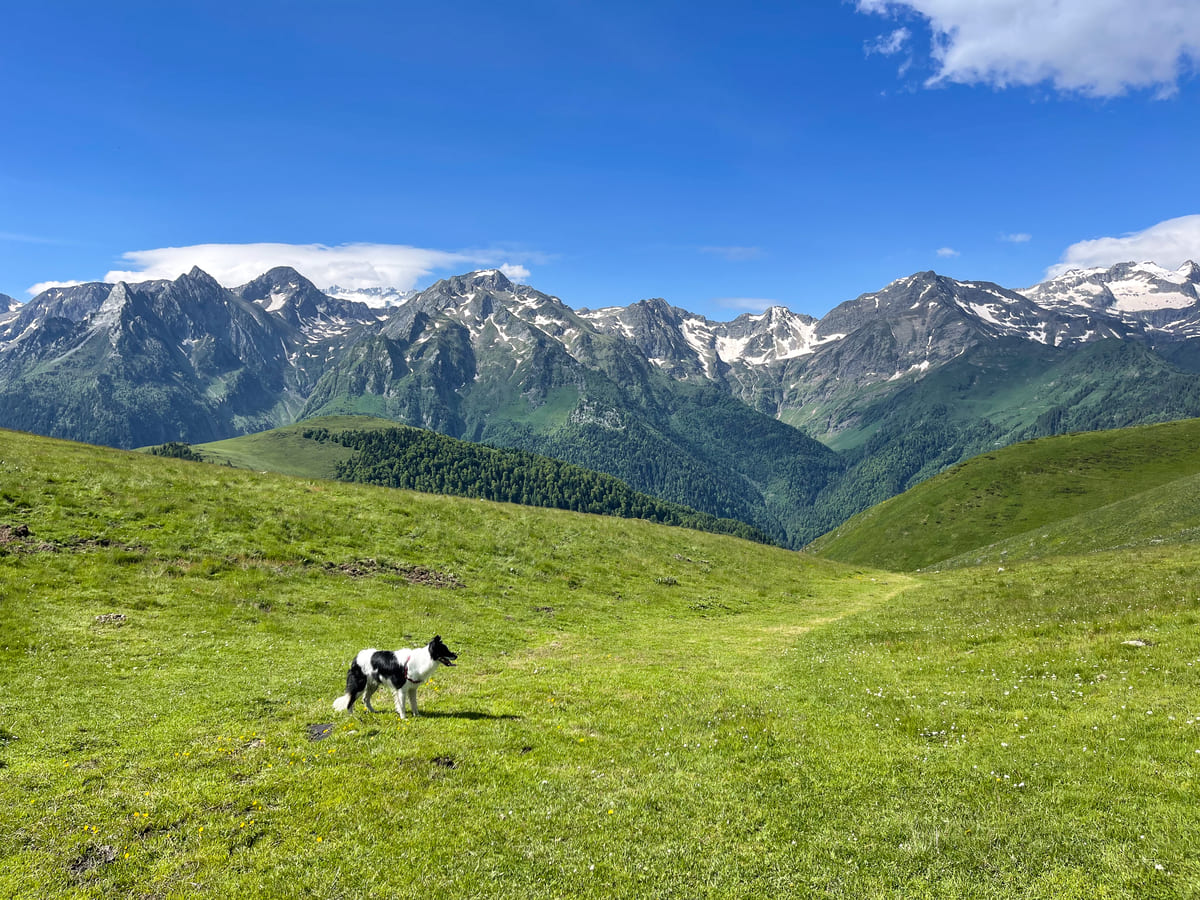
1 427 1197 898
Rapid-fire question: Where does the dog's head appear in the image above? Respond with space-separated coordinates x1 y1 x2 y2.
428 634 458 667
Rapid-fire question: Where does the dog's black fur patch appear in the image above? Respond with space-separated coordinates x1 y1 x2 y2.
370 650 408 686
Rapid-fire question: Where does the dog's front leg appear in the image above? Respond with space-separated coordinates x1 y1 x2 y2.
393 687 407 718
405 685 419 717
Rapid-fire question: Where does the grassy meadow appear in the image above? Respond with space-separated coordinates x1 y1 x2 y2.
1 428 1198 898
809 418 1200 572
193 416 404 478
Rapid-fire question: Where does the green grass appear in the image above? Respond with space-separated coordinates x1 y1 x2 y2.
191 416 404 477
808 418 1200 571
2 428 1199 898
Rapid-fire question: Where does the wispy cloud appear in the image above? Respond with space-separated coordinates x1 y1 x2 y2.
714 297 782 313
936 247 960 258
27 280 86 296
0 231 64 245
856 0 1200 98
1001 232 1032 243
700 246 765 262
89 242 544 293
865 27 911 57
1047 215 1200 277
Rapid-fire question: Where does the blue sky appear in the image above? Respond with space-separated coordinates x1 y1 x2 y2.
3 0 1198 318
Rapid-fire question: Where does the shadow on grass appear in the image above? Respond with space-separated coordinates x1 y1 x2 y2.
416 710 522 721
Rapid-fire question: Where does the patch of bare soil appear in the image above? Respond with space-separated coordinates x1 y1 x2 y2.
1 524 143 556
323 558 463 588
0 523 31 544
68 844 117 877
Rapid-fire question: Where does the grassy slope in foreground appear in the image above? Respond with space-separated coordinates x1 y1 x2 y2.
3 429 1199 898
807 417 1200 571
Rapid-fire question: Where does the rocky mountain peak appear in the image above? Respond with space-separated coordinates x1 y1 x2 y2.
429 269 516 298
234 267 378 340
182 266 224 290
465 268 515 291
236 266 324 307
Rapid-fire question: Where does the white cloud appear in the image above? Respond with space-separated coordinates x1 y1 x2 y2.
98 242 541 293
499 263 531 281
26 280 86 296
866 27 911 56
936 247 960 257
1001 232 1032 243
715 297 781 313
1047 214 1200 276
856 0 1200 97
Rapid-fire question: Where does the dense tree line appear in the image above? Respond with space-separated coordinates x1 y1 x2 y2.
146 441 204 461
307 426 770 544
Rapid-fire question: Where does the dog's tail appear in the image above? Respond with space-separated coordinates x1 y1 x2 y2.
334 658 368 712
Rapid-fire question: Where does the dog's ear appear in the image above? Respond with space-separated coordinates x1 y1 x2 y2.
431 634 441 644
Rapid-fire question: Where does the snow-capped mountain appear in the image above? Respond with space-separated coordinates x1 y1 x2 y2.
7 258 1200 546
324 284 416 308
0 268 307 446
234 267 381 342
579 300 823 380
576 264 1172 398
0 293 24 340
0 282 116 352
1019 260 1200 335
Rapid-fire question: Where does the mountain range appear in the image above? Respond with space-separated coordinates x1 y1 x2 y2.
3 259 1199 546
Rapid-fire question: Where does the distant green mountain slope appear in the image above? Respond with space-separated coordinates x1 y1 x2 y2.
188 417 769 543
807 417 1200 571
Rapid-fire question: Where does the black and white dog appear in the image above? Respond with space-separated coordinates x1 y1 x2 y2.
332 635 458 718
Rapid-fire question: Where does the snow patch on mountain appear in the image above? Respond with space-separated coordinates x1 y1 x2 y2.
325 284 415 308
1020 260 1200 318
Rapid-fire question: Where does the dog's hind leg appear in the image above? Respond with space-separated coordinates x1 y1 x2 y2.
363 681 380 713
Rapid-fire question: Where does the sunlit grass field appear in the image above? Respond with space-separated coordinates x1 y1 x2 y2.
809 417 1200 572
1 429 1197 898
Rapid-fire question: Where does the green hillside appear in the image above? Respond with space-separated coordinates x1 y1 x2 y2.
191 415 403 477
187 416 767 543
3 428 1198 897
808 417 1200 571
